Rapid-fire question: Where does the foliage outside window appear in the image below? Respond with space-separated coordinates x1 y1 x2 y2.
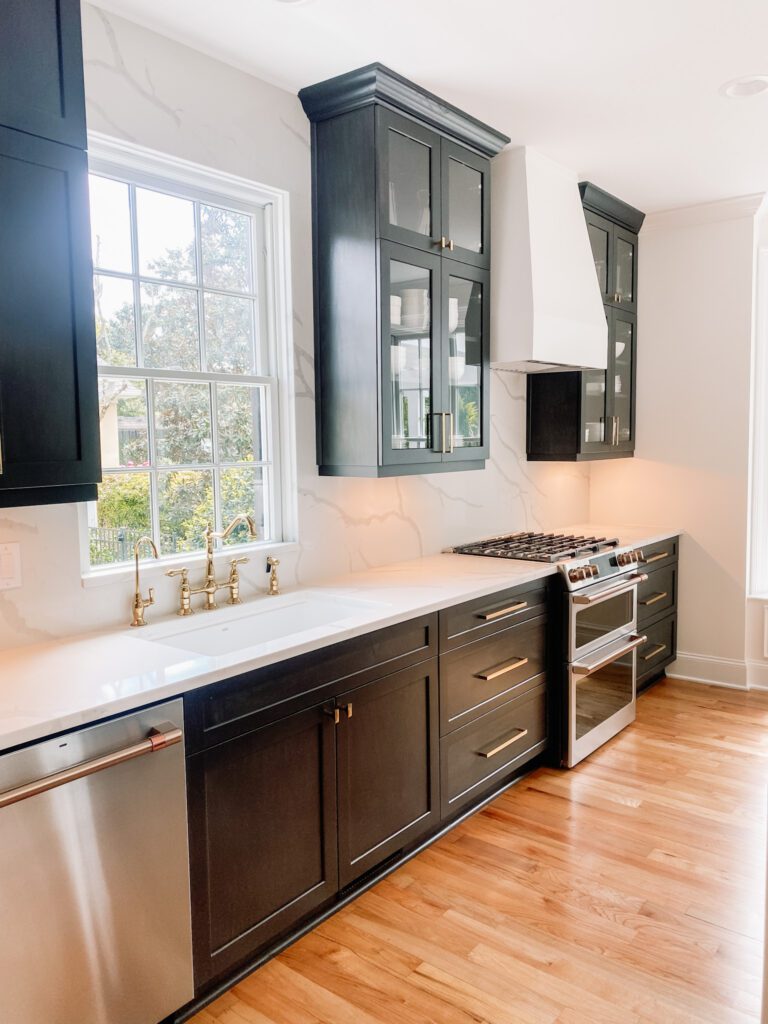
88 170 280 568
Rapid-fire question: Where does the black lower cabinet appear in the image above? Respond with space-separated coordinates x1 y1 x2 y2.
337 661 439 888
186 703 338 988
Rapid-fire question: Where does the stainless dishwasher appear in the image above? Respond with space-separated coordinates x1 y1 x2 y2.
0 698 194 1024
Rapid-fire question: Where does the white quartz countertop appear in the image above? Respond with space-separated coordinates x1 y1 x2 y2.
0 523 679 753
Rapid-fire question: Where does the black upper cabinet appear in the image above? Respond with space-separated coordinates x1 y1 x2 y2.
0 0 101 507
0 0 87 149
527 183 644 462
300 64 508 477
0 129 100 502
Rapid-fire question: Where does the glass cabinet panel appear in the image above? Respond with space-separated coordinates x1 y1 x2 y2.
582 370 607 445
389 259 434 451
615 234 635 305
587 221 610 296
613 315 634 444
386 128 432 238
447 274 483 449
447 157 483 254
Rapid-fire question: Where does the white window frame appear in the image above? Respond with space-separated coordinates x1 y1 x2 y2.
79 133 298 586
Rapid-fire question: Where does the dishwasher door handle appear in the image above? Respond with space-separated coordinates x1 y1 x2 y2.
0 723 182 809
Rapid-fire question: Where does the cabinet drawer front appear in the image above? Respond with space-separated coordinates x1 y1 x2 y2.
637 563 677 625
441 681 547 818
440 614 546 734
637 615 677 692
439 580 548 652
640 536 678 568
185 614 436 751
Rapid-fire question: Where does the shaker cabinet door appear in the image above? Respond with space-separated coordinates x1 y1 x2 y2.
336 661 440 888
0 128 100 498
0 0 87 148
608 308 636 452
187 703 339 988
376 108 442 253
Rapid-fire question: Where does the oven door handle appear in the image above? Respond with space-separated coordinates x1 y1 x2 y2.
572 634 647 677
571 573 648 605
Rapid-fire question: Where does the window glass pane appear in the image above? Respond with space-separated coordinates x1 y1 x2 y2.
204 293 255 374
201 205 252 293
448 276 483 448
90 473 151 566
220 467 266 544
387 129 431 236
141 284 200 371
98 378 149 468
389 260 432 450
158 470 214 555
94 275 136 366
216 384 264 463
154 381 212 465
89 175 132 273
137 188 196 283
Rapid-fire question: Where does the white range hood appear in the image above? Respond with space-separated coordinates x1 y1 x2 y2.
490 146 607 373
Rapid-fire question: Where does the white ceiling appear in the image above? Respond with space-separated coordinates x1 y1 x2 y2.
90 0 768 213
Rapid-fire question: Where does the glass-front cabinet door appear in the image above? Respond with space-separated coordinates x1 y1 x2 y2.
441 262 489 462
613 226 637 312
584 210 613 305
377 109 441 254
609 309 636 451
380 242 444 467
441 140 490 269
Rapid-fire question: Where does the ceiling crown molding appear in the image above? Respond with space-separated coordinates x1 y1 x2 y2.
298 62 510 158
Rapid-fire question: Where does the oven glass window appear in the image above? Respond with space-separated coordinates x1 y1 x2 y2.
575 651 634 739
574 591 633 650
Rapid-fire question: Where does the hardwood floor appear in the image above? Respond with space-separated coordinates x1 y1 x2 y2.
190 678 768 1024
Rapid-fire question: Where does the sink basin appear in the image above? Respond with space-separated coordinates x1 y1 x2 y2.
143 591 388 657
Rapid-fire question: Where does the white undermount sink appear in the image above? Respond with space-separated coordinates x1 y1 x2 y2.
142 590 389 657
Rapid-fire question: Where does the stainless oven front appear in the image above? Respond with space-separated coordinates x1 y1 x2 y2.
565 570 648 768
569 571 646 661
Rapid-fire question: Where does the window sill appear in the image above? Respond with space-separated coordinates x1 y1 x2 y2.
81 540 299 589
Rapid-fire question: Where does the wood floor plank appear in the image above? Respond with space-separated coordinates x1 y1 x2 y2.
190 678 766 1024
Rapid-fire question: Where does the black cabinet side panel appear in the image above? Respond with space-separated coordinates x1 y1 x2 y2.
313 109 379 470
527 372 581 459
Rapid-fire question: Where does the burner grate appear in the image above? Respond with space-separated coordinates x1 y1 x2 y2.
452 531 620 563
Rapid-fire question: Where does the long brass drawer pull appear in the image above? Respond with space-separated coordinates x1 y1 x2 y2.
642 642 667 662
0 724 182 810
644 551 669 564
478 601 527 621
477 728 529 759
640 591 668 606
475 656 529 681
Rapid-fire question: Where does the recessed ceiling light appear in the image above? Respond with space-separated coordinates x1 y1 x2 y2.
721 75 768 98
273 0 314 5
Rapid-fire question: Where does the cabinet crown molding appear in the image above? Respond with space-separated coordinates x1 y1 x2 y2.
579 181 646 234
298 62 510 158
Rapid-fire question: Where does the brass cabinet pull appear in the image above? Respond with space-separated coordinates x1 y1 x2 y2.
644 552 669 564
0 724 182 810
477 600 528 621
343 703 353 720
324 706 340 725
445 412 454 455
612 416 619 446
477 728 528 759
642 642 667 662
439 236 448 249
640 591 668 606
475 656 528 682
447 239 455 251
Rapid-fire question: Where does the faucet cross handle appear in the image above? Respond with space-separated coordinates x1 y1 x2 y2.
227 557 249 606
166 567 193 617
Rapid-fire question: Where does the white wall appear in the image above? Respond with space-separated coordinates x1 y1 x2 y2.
0 6 589 651
590 198 761 687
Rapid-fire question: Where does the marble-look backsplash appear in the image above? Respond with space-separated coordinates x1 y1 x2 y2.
0 6 589 651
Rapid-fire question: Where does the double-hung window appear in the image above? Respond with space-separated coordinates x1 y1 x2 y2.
84 143 293 571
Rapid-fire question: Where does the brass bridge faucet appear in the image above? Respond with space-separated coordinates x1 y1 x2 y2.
130 536 159 627
167 514 258 613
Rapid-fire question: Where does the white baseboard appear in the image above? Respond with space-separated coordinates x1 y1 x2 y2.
666 651 748 689
746 659 768 690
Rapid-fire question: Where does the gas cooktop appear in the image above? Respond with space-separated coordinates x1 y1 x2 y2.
450 531 621 563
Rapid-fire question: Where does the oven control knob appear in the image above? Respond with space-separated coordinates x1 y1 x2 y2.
589 564 600 578
634 548 646 563
568 568 581 582
616 551 633 567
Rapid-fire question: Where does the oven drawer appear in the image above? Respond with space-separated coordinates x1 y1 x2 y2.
639 536 678 569
439 579 549 653
637 564 677 626
637 614 677 692
440 680 547 818
439 614 546 734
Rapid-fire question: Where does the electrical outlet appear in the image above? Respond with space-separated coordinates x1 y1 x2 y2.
0 543 21 590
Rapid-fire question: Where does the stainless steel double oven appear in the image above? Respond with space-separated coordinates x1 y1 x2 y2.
565 562 648 767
